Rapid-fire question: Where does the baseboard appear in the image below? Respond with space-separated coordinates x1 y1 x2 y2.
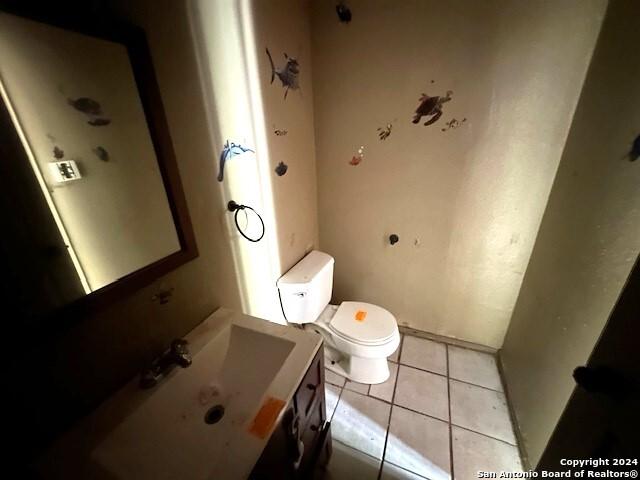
398 325 498 354
496 350 532 470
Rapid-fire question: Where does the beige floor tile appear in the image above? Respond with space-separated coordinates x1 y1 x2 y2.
452 426 522 479
332 389 391 459
325 383 341 421
394 366 449 421
381 462 429 479
449 380 516 444
369 361 398 403
385 406 451 480
400 336 447 375
325 368 346 387
317 440 381 480
448 346 503 391
345 380 370 394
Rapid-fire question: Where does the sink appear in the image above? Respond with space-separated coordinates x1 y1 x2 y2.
92 324 295 479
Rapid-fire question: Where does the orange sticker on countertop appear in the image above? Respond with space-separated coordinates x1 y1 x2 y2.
355 310 367 322
248 396 285 439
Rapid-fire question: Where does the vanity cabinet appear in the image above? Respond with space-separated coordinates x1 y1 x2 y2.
250 345 332 479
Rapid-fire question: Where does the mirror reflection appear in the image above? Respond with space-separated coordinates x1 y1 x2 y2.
0 13 181 312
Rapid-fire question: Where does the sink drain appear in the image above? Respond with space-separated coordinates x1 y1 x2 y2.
204 404 225 425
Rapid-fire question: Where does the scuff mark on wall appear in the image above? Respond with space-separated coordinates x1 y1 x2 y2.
628 134 640 161
93 146 110 162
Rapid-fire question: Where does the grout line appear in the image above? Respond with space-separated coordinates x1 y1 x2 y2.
397 361 505 394
326 378 347 388
384 461 430 479
446 345 455 480
377 332 404 480
387 399 519 448
389 401 450 425
450 423 519 448
447 377 505 394
326 334 520 478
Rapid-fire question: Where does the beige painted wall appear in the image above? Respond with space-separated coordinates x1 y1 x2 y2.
0 13 180 291
251 0 319 274
500 0 640 466
189 0 318 322
311 0 606 347
16 0 319 449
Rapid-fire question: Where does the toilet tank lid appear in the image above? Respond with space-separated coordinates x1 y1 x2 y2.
277 250 334 286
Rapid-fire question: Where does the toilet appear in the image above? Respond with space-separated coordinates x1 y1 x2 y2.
278 250 400 384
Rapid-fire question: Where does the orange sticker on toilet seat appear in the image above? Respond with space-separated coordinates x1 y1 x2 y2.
355 310 367 322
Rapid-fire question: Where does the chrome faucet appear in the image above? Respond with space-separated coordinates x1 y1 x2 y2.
139 339 192 389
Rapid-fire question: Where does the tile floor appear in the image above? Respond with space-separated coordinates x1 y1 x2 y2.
318 334 523 480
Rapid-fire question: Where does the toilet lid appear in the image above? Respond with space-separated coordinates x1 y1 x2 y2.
329 302 397 345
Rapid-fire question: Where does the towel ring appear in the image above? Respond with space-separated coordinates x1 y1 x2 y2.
227 201 265 242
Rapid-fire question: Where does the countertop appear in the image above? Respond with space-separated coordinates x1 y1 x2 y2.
36 308 323 480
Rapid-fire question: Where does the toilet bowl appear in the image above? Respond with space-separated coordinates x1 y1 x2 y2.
277 251 400 384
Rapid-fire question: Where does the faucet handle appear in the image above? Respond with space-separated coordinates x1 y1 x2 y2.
171 338 189 353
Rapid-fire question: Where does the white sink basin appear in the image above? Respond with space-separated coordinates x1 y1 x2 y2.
37 308 322 480
93 324 295 479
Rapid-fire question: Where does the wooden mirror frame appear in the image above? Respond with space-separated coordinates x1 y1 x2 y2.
0 4 198 337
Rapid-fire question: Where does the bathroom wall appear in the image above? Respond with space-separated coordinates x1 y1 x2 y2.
500 0 640 466
11 0 318 461
250 0 319 274
189 0 318 322
191 0 318 323
311 0 606 347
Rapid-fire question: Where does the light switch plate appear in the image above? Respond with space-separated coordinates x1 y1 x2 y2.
48 160 81 182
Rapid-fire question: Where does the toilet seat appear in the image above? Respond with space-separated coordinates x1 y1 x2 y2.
329 301 397 346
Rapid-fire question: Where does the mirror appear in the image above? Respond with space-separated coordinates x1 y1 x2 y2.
0 11 197 326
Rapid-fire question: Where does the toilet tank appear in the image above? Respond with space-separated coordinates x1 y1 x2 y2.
277 250 334 324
